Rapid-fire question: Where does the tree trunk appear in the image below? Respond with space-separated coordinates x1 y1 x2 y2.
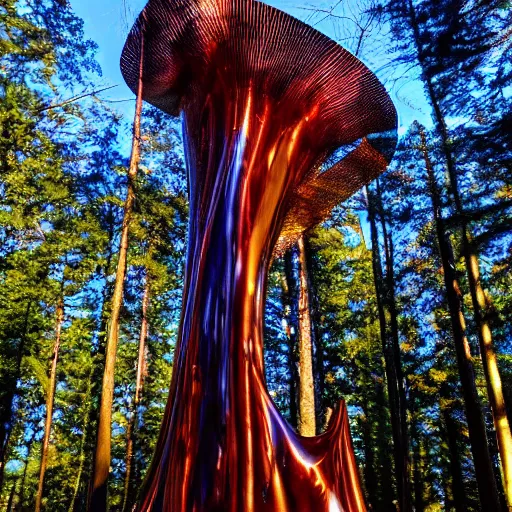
89 41 144 512
406 0 511 502
361 405 378 510
435 335 468 512
7 479 16 512
418 126 502 511
68 367 93 512
367 184 412 512
0 421 12 498
35 298 65 512
376 179 411 508
436 62 512 512
297 235 316 437
0 301 31 494
411 421 424 512
465 236 512 506
441 403 467 512
375 378 395 511
19 431 35 511
122 275 150 512
303 236 325 431
282 251 299 429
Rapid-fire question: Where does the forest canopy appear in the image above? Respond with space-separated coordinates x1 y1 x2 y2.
0 0 511 511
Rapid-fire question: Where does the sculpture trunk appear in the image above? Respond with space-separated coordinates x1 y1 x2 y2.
138 82 366 511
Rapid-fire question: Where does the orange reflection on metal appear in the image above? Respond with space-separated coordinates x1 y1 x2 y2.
121 0 397 510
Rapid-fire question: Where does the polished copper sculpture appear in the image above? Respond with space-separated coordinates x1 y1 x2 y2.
121 0 397 510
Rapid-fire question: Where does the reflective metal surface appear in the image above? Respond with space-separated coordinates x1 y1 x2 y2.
121 1 397 510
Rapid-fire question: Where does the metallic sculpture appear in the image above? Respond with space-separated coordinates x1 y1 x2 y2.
121 0 397 510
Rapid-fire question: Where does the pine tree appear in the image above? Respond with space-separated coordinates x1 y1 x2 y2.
377 0 512 504
367 181 412 511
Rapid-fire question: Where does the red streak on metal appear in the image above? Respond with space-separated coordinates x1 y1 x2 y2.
121 1 397 510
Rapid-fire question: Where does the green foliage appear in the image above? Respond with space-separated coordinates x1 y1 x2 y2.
0 0 511 510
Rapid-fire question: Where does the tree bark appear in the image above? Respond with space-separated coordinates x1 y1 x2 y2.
410 419 424 512
297 236 316 437
418 125 502 511
35 298 65 512
89 40 144 512
375 378 395 511
367 183 412 512
7 479 16 512
376 179 411 506
122 275 150 512
465 237 512 507
282 251 299 429
361 405 378 510
303 236 325 431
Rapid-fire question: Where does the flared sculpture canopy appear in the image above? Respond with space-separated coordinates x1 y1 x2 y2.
121 0 397 254
121 1 397 511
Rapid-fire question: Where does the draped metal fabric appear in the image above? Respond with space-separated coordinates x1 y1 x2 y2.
121 1 397 510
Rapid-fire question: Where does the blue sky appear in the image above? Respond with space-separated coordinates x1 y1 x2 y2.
70 0 431 133
71 0 146 104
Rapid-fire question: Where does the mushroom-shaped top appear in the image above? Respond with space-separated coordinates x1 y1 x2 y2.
121 0 397 251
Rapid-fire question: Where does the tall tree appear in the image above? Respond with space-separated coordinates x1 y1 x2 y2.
89 48 144 511
35 297 64 512
297 236 317 436
379 0 512 504
416 123 501 510
367 182 412 512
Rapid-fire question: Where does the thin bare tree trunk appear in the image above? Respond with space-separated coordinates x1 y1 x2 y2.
68 367 93 512
282 252 299 429
297 236 316 437
367 183 412 512
122 275 150 512
89 40 144 512
418 125 502 511
35 298 64 512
